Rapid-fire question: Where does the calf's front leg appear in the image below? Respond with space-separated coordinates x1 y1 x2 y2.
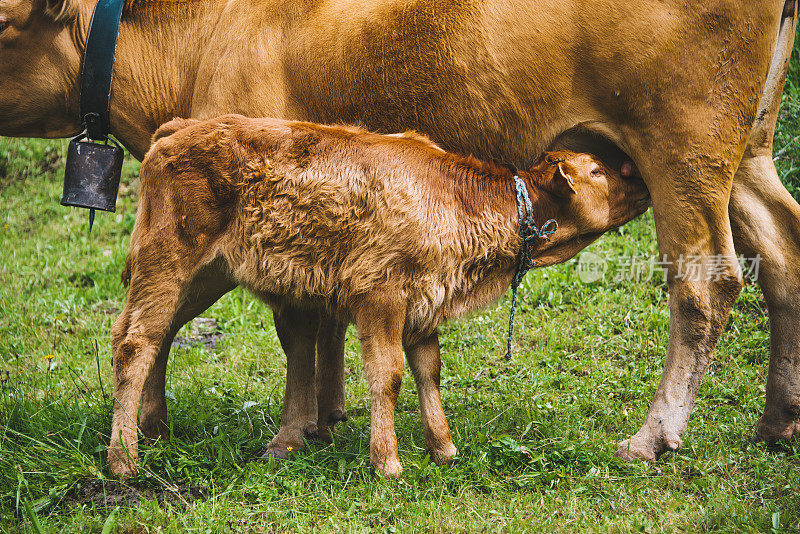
138 269 235 442
355 295 406 477
109 274 185 476
405 331 457 464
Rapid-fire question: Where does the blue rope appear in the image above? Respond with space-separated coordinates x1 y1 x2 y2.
505 175 557 360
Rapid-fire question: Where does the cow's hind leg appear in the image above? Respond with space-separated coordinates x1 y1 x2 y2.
614 131 750 461
731 154 800 443
729 5 799 444
261 306 320 459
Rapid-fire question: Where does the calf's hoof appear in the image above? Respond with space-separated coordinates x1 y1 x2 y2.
140 422 169 443
260 443 297 461
374 458 403 478
260 424 319 460
614 432 682 462
430 442 458 465
315 426 334 444
316 409 349 444
108 447 137 478
302 422 320 440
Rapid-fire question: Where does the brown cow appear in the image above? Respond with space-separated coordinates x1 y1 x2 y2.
0 0 797 466
110 114 651 476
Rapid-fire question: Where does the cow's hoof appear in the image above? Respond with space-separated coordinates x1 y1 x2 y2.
615 439 656 462
615 433 681 462
755 416 797 444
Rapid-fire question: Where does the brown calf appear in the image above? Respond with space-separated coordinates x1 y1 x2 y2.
110 114 650 477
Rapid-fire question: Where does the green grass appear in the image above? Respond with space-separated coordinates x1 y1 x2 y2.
1 29 799 533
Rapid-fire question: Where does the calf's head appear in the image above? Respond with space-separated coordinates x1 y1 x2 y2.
529 150 650 266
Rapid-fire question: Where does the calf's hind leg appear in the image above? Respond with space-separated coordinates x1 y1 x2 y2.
315 315 349 442
405 331 457 464
138 266 235 442
261 306 321 459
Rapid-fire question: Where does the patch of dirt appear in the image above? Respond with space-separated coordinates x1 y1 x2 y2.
92 299 121 316
172 317 225 351
68 273 96 288
38 148 62 173
65 478 209 509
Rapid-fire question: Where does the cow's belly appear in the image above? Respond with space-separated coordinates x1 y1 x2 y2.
193 0 781 170
283 0 577 167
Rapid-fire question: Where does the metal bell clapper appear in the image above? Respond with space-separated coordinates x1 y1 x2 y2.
61 132 124 231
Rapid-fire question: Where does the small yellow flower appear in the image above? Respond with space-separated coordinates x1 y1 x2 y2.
287 446 293 451
44 354 55 360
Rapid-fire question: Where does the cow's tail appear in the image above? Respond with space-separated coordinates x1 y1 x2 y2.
749 0 797 151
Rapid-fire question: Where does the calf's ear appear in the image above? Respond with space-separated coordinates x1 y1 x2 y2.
542 162 578 197
152 118 200 144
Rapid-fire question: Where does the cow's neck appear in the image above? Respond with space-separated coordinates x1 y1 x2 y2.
94 2 223 159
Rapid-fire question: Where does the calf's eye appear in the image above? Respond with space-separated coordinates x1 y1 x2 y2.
0 21 8 34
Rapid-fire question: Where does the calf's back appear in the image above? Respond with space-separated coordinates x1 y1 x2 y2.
135 115 518 335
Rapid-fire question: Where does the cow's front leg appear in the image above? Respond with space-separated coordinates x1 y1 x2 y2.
616 158 743 461
355 293 406 477
261 306 320 459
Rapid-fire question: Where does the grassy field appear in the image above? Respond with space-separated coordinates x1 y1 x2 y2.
1 32 799 534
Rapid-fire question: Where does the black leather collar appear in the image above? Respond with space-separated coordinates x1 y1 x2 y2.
79 0 125 141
